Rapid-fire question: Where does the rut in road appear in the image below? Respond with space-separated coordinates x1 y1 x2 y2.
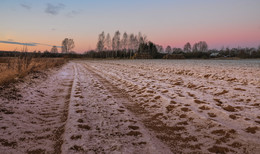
82 63 202 153
0 63 75 154
3 60 258 153
60 62 172 154
0 62 171 154
53 64 76 154
82 60 260 154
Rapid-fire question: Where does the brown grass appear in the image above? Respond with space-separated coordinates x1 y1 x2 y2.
0 57 67 85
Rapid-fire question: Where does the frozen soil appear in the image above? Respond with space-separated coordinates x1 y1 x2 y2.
0 60 259 154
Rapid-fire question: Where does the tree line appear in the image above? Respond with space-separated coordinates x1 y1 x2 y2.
96 31 147 52
88 31 150 58
83 31 260 59
1 35 260 59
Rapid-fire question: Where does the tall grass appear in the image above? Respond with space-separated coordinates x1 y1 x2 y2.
0 55 67 85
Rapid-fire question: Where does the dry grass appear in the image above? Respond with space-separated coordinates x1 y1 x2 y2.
0 57 67 85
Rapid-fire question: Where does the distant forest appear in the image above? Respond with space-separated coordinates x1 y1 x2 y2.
1 31 260 59
87 31 260 59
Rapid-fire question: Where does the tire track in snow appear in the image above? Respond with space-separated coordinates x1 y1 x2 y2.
82 60 260 153
83 63 196 153
54 64 76 154
82 63 173 153
0 62 76 153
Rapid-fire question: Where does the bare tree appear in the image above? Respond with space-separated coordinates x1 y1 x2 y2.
192 41 208 52
121 32 128 51
114 31 121 51
183 42 191 52
95 31 150 56
62 38 75 53
112 31 121 57
199 41 208 52
172 48 183 53
165 45 172 54
137 32 147 45
133 35 139 52
156 45 164 53
112 37 116 51
128 33 137 57
192 43 199 52
129 33 135 51
96 31 105 52
105 33 111 51
50 46 58 53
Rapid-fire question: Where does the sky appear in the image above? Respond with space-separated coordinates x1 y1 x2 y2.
0 0 260 53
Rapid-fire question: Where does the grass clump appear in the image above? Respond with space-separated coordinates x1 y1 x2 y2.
0 56 67 86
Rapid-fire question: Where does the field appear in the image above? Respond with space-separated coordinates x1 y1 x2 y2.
0 57 66 85
0 59 259 153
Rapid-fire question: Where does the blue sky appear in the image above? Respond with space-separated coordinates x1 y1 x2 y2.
0 0 260 52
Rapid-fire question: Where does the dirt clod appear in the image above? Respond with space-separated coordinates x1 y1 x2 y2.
126 131 142 136
208 145 230 153
78 124 91 130
245 127 258 134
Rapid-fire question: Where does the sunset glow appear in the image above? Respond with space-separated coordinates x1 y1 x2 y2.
1 0 260 53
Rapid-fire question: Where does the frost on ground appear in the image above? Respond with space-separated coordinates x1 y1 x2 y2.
0 60 259 153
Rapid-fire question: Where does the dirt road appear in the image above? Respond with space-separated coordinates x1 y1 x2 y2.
0 60 259 153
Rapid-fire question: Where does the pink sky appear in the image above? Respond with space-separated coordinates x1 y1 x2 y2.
0 0 260 53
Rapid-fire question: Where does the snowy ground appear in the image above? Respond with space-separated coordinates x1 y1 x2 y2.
0 59 259 153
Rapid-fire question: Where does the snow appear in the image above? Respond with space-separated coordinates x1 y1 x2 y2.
0 63 75 153
84 59 260 153
0 59 259 153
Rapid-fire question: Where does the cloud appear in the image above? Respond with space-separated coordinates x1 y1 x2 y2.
0 40 38 46
39 43 61 48
0 40 61 48
20 3 31 10
45 3 65 15
66 10 80 18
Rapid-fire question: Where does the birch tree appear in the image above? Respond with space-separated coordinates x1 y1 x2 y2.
96 31 105 52
121 32 128 51
165 46 172 54
50 46 58 53
105 33 111 51
183 42 191 52
62 38 75 53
